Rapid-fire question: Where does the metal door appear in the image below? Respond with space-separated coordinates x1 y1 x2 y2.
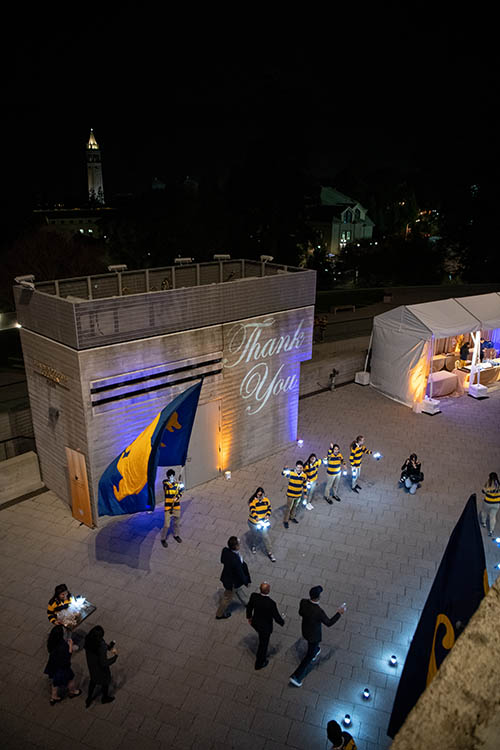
65 447 94 528
184 400 222 489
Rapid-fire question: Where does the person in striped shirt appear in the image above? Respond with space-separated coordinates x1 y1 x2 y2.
47 584 72 625
304 453 322 510
248 487 276 562
323 443 346 503
282 461 307 528
349 435 372 493
160 469 183 548
479 472 500 537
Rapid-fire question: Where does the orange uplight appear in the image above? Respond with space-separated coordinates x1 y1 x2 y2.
409 348 430 404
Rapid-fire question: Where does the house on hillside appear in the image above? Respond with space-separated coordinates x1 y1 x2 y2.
307 187 375 255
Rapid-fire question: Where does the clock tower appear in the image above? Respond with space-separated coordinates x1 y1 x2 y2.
86 129 105 204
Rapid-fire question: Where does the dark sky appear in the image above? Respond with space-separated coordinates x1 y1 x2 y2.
7 9 496 205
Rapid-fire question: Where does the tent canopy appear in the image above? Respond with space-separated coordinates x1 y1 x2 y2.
373 298 483 340
370 292 500 407
454 293 500 331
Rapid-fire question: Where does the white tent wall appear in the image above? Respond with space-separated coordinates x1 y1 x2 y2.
370 323 430 407
368 295 500 408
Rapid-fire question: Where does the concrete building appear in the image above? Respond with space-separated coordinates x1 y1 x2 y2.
308 186 375 255
13 260 315 526
32 206 114 238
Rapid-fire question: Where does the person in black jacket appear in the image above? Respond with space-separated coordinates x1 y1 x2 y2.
246 582 284 669
215 536 251 620
84 625 118 706
400 454 423 495
289 585 346 687
44 625 81 704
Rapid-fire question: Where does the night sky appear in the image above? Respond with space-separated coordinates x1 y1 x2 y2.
6 10 497 208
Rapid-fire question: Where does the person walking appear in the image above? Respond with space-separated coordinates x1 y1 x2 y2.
304 453 322 510
84 625 118 706
479 472 500 537
248 487 276 562
349 435 373 493
327 719 357 749
324 443 346 503
215 536 251 620
43 625 81 704
246 582 284 670
289 586 346 687
160 469 183 547
282 461 307 528
400 453 423 495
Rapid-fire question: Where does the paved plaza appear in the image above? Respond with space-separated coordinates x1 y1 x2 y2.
1 383 500 750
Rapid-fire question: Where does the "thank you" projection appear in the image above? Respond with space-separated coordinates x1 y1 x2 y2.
224 317 306 414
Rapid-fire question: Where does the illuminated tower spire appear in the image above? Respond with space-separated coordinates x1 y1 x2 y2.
86 129 105 204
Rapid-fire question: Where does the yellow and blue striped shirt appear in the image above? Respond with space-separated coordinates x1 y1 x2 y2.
304 459 322 483
248 496 272 525
326 449 344 476
482 485 500 504
47 594 72 624
350 444 372 467
163 480 182 512
285 470 307 498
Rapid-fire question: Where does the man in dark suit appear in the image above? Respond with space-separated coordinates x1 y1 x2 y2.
215 536 251 620
246 582 285 670
289 585 346 687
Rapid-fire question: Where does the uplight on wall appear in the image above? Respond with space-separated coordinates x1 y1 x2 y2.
297 439 304 448
224 471 232 480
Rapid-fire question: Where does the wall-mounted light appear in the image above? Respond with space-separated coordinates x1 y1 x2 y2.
389 655 398 667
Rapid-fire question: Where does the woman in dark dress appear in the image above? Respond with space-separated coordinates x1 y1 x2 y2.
84 625 118 707
44 625 81 704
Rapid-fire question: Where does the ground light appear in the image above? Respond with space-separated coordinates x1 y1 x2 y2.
389 655 398 667
297 439 304 448
362 688 371 700
224 471 231 480
342 714 352 728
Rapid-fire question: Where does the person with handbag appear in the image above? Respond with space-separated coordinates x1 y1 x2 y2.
400 453 423 495
43 625 81 704
215 536 251 620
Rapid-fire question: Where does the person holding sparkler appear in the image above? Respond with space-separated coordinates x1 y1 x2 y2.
247 487 276 562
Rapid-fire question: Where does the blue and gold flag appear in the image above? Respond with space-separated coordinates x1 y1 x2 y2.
98 380 202 517
387 494 488 738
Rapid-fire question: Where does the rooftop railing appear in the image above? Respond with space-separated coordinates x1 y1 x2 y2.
33 259 305 302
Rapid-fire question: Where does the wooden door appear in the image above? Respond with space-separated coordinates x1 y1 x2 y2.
184 400 222 489
65 447 94 528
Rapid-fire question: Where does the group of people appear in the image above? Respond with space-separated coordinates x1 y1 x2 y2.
45 584 118 707
281 435 376 528
214 534 347 691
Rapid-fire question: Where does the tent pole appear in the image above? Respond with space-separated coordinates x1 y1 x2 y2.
429 336 435 400
364 330 373 372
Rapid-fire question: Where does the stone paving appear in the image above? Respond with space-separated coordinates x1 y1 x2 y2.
1 383 500 750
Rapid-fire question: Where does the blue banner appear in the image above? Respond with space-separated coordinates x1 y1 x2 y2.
387 494 488 738
98 380 202 517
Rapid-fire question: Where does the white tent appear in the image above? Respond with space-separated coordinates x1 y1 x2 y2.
370 293 500 407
